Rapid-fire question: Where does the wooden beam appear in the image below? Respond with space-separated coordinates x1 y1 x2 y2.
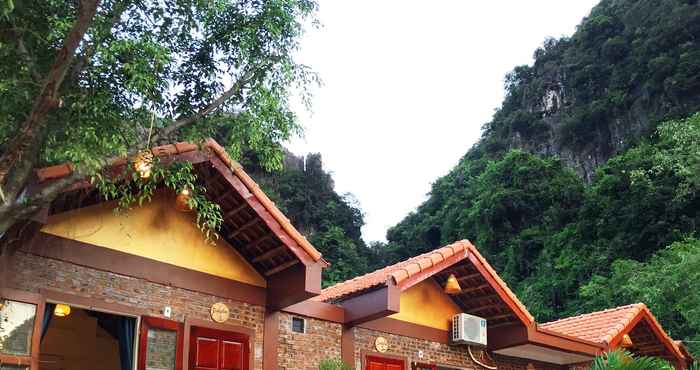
224 202 249 218
487 313 515 321
252 245 287 263
456 283 490 295
458 272 484 282
466 303 505 314
267 261 322 310
340 282 401 326
463 293 500 303
243 234 273 252
265 259 299 276
229 218 261 239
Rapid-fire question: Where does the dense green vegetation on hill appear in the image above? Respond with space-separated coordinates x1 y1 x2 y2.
247 0 700 354
479 0 700 180
371 0 700 353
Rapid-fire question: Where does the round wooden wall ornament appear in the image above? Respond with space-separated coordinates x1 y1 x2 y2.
210 302 230 323
375 336 389 353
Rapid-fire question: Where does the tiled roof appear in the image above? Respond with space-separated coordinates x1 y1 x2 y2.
33 139 323 263
540 303 646 344
316 239 537 327
316 240 471 302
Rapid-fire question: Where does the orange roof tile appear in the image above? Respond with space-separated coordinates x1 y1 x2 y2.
541 303 686 362
540 304 645 344
33 139 323 263
316 240 471 302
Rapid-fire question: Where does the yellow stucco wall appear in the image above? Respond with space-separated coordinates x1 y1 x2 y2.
389 279 462 330
41 190 266 287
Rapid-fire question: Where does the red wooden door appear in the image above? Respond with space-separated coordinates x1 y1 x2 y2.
189 327 249 370
138 316 184 370
366 355 405 370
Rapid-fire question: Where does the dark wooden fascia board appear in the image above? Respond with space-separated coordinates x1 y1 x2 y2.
527 325 604 356
339 281 400 326
21 232 267 306
209 156 315 267
358 317 449 344
282 300 345 323
266 261 322 310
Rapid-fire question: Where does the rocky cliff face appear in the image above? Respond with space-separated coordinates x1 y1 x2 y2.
480 0 700 181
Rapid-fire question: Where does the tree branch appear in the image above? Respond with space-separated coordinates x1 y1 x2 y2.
15 29 42 83
151 65 263 143
0 0 100 204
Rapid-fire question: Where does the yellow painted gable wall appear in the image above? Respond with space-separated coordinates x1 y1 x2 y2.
41 190 266 287
389 279 462 330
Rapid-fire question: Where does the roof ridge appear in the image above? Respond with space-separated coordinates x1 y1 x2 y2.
318 240 470 302
34 139 324 263
541 303 644 327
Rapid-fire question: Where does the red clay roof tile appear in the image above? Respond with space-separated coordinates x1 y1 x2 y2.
316 240 471 302
540 303 646 344
32 139 323 263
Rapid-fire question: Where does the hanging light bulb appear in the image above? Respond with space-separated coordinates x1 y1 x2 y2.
175 188 193 212
444 273 462 294
621 334 634 348
133 151 154 179
53 304 71 317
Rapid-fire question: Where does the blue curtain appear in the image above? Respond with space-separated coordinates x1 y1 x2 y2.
116 316 136 370
41 303 55 341
89 311 136 370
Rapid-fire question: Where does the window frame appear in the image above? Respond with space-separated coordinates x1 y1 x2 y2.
0 288 45 370
138 316 184 370
291 316 306 334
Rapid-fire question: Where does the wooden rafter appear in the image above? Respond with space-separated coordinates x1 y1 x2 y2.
466 302 505 314
252 245 287 263
486 313 515 321
224 202 249 219
242 234 273 252
455 283 491 295
228 218 261 239
458 272 484 282
265 259 299 276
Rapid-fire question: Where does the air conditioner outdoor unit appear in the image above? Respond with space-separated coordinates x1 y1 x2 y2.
452 313 487 346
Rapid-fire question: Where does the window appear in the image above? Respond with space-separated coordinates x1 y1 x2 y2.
0 290 42 370
291 317 305 333
138 316 183 370
0 300 36 356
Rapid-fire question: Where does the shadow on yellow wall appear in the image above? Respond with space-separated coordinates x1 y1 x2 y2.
389 279 462 330
41 190 266 287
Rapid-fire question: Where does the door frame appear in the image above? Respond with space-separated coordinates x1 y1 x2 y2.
362 350 408 370
40 289 144 370
138 316 184 370
184 317 255 370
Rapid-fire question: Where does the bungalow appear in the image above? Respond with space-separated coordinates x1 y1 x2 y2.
0 140 692 370
541 304 691 369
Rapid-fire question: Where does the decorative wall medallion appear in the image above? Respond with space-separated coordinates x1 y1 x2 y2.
210 302 230 323
375 336 389 353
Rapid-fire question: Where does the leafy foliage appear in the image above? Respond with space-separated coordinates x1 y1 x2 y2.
319 358 352 370
0 0 318 237
589 350 675 370
375 112 700 354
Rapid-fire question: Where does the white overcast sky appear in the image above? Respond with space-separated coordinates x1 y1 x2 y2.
287 1 600 243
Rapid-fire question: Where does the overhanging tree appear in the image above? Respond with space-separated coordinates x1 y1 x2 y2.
0 0 318 238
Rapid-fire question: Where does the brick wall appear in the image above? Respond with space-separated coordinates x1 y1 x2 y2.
8 252 266 369
353 326 478 369
493 354 568 370
277 312 342 370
